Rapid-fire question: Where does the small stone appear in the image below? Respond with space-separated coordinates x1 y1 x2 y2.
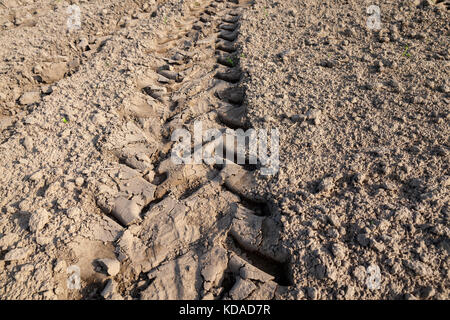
157 75 170 83
53 259 67 273
306 108 322 125
372 240 385 252
420 286 435 299
36 236 51 246
277 49 292 60
327 214 340 227
66 207 82 219
19 91 40 105
318 177 334 193
380 181 396 191
307 287 318 299
357 233 370 246
40 62 68 84
331 243 346 260
29 170 44 182
29 208 50 233
41 85 53 94
353 266 366 282
97 258 121 276
68 58 80 69
4 247 31 261
229 277 257 300
0 233 19 248
319 59 337 68
101 279 122 300
344 286 355 300
14 12 33 26
75 177 84 187
0 117 12 130
111 197 141 226
145 170 155 183
22 136 33 152
92 113 107 126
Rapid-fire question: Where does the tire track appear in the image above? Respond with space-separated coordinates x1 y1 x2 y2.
96 0 292 300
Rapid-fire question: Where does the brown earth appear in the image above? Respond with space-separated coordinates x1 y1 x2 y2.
0 0 448 300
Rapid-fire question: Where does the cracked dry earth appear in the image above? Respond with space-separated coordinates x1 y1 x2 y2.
0 0 448 300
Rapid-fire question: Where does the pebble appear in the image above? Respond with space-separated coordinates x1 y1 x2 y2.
40 62 68 84
101 279 123 300
111 197 141 226
4 247 31 261
14 12 33 26
331 243 346 260
101 279 115 298
327 214 340 227
29 209 50 233
380 181 396 191
307 287 318 299
97 258 121 276
29 170 44 182
68 58 80 70
353 266 366 282
344 286 355 299
372 240 385 252
92 113 107 126
53 259 67 273
157 75 170 83
19 91 40 105
357 233 370 246
22 136 33 152
318 177 334 193
0 233 19 248
277 49 292 61
41 85 53 94
306 108 322 125
145 170 155 182
319 59 337 68
75 177 84 187
420 286 435 299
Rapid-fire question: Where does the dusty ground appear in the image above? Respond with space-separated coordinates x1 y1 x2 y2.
0 0 448 300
